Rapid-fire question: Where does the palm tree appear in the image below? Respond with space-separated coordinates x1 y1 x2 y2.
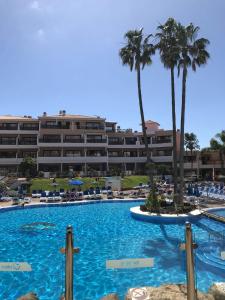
177 23 210 203
155 18 180 206
119 28 155 192
209 131 225 176
184 132 200 171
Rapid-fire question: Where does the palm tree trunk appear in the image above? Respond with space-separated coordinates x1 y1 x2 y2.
179 66 187 205
171 67 178 206
136 64 154 190
219 150 225 176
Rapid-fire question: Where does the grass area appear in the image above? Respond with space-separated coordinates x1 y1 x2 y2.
30 176 148 192
121 176 148 189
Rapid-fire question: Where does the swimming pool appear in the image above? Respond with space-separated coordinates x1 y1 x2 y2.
1 202 225 300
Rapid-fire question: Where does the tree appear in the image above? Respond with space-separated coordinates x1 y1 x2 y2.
18 157 37 178
156 164 172 177
119 28 155 194
177 23 210 203
184 132 200 171
156 18 180 205
209 131 225 175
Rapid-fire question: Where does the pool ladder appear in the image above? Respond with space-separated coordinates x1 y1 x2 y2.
61 223 197 300
61 225 80 300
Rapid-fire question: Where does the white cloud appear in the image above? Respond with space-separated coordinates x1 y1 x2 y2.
30 1 40 10
36 28 45 40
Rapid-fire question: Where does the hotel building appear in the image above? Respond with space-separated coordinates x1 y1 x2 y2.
0 111 175 176
0 111 223 179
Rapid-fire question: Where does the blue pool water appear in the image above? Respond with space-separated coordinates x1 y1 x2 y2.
1 202 225 300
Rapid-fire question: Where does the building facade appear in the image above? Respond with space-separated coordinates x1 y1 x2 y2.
0 112 175 176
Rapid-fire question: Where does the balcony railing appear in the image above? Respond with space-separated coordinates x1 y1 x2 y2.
0 125 18 130
85 126 105 130
75 125 105 130
39 139 61 143
0 140 17 145
86 154 106 157
86 139 107 143
42 154 61 157
64 154 83 157
152 153 172 157
18 140 37 145
106 128 115 132
108 140 124 145
63 138 84 143
41 124 70 129
18 154 37 158
20 125 39 130
152 139 172 144
125 140 137 145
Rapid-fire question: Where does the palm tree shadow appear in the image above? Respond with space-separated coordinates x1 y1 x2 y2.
142 224 186 271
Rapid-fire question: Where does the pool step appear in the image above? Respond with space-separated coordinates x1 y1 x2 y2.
201 211 225 224
196 247 225 271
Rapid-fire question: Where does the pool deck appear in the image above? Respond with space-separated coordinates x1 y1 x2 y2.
0 197 146 212
1 196 225 214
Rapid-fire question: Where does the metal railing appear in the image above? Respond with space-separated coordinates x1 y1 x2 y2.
39 138 61 143
86 139 107 143
184 222 197 300
20 125 39 130
63 138 84 143
41 124 70 129
60 223 197 300
61 225 79 300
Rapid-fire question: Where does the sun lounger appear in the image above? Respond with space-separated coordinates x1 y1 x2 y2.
47 192 55 203
53 192 62 202
40 192 48 202
59 188 65 196
107 191 113 199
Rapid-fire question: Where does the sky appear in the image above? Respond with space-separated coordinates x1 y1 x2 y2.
0 0 224 148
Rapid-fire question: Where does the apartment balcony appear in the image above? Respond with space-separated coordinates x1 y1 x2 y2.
184 162 199 169
85 126 105 130
0 140 17 145
63 138 84 143
20 125 39 131
108 142 143 149
41 124 70 129
0 125 18 131
108 156 146 163
0 158 23 165
39 138 61 143
125 140 137 145
199 162 222 169
152 156 173 163
86 138 107 143
37 156 108 164
86 139 107 147
108 140 124 145
152 138 172 144
38 139 62 147
18 140 37 145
